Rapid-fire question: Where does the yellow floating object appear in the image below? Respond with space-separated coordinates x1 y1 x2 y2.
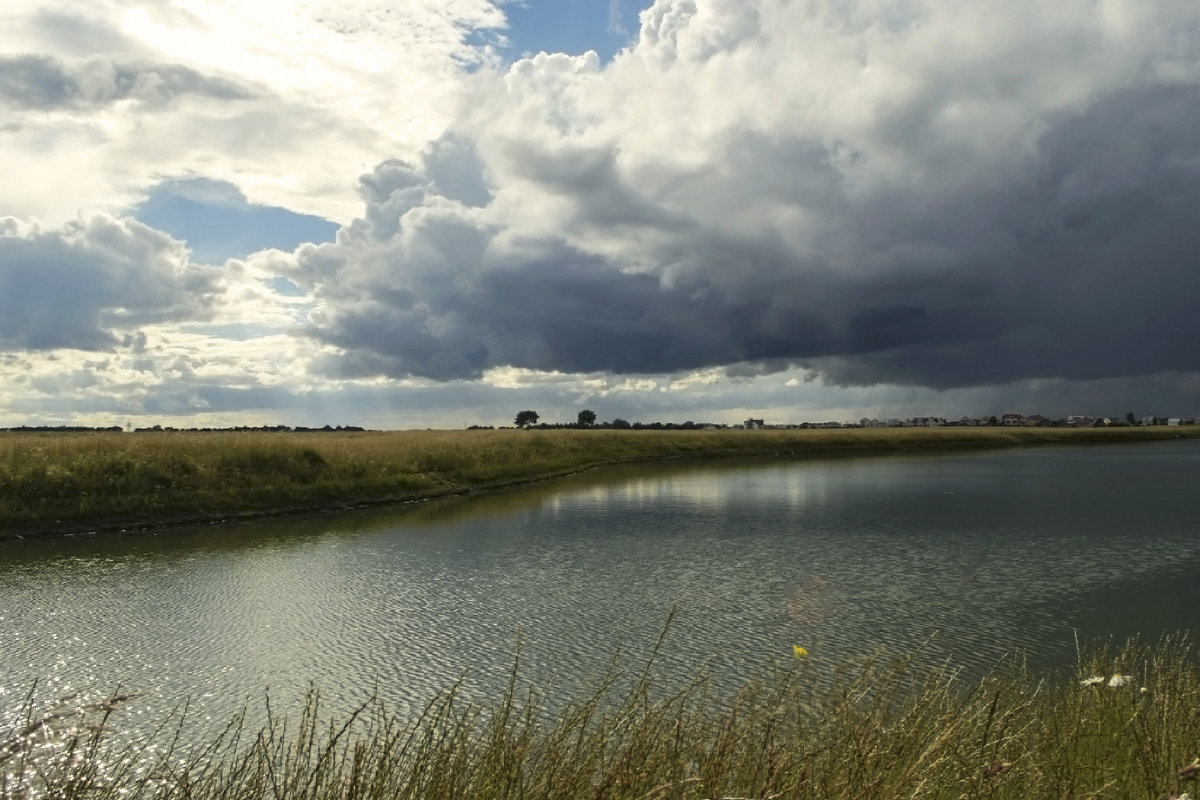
793 645 808 659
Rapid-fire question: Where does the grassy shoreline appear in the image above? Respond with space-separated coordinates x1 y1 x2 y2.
3 425 1198 538
5 631 1199 800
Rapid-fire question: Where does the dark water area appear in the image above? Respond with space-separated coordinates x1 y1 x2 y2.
2 440 1199 737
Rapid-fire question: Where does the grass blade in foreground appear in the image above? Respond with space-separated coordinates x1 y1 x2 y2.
4 633 1199 799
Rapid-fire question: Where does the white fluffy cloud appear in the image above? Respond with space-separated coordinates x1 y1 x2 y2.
0 0 502 223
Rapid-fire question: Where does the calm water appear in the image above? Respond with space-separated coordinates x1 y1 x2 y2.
2 440 1199 735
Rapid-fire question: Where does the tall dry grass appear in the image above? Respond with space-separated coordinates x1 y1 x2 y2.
3 629 1198 800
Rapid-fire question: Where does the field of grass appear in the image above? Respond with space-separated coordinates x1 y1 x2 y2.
4 630 1198 800
2 425 1198 535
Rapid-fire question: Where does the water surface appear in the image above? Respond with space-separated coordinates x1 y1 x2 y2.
2 440 1198 734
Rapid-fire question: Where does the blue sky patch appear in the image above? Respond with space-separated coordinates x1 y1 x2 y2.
499 0 645 62
134 178 339 263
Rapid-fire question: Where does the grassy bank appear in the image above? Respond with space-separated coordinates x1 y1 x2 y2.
2 425 1198 535
4 633 1199 800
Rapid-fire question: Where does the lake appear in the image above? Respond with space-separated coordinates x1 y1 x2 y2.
2 439 1199 737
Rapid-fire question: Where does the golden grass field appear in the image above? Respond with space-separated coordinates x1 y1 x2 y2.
2 424 1197 535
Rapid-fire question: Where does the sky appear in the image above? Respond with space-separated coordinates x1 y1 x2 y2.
2 0 1200 430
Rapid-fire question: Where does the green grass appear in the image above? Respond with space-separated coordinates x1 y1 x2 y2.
3 426 1198 534
4 631 1199 800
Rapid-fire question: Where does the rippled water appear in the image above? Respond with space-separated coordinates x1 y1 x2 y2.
3 440 1199 737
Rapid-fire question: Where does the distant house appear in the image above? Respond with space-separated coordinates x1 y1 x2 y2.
1023 415 1050 427
1000 413 1024 426
744 418 765 430
1066 415 1094 427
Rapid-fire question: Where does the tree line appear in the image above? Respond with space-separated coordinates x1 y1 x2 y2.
494 410 723 430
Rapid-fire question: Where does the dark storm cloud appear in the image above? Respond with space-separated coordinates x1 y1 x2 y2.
285 28 1200 393
305 240 723 380
293 81 1200 386
0 216 219 350
294 152 836 379
0 54 256 111
500 139 689 230
810 83 1200 388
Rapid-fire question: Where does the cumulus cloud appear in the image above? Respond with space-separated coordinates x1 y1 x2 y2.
276 0 1200 399
0 0 503 223
0 215 218 350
